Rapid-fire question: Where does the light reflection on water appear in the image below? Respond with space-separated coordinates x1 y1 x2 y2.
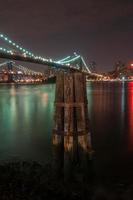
0 82 133 178
0 84 55 162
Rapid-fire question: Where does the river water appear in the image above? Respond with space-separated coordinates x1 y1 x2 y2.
0 82 133 180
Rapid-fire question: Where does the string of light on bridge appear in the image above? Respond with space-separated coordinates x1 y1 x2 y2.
59 55 80 64
0 32 96 76
0 33 82 66
55 56 71 63
0 34 35 58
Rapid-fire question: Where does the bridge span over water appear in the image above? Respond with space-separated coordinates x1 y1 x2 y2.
0 33 102 79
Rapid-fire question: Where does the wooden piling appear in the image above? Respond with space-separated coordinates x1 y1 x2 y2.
53 72 93 179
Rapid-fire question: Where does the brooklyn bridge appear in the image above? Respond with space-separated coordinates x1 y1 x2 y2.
0 33 103 83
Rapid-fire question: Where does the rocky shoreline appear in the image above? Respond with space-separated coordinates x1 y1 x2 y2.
0 160 132 200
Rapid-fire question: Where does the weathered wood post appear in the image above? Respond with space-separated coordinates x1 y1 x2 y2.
53 71 93 179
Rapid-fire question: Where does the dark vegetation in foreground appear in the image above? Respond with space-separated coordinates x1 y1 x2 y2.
0 160 133 200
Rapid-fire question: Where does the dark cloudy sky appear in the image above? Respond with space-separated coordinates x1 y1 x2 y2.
0 0 133 71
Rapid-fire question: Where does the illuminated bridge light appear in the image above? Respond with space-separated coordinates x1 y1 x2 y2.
0 32 94 74
81 57 91 73
0 33 36 58
55 56 71 63
61 55 81 64
74 52 78 56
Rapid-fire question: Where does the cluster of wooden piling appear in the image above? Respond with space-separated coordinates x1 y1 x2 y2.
53 72 93 177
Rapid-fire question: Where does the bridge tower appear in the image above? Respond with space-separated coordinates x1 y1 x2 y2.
7 62 14 82
53 72 93 179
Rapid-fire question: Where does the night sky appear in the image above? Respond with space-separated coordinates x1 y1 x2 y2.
0 0 133 71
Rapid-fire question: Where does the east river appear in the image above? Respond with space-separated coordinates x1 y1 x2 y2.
0 82 133 180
